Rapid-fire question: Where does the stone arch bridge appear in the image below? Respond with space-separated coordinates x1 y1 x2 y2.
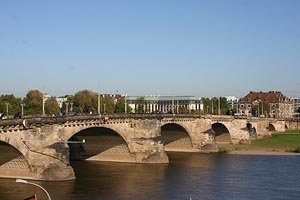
0 114 287 181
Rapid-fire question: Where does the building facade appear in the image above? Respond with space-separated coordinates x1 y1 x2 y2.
226 96 239 113
293 98 300 118
238 91 293 119
126 96 203 114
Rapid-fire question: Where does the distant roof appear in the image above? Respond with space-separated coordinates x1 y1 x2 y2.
240 91 288 102
126 96 199 101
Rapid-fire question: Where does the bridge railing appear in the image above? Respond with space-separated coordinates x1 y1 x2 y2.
1 113 291 127
0 113 203 127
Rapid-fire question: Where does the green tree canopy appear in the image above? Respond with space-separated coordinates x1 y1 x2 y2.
101 95 115 113
201 97 229 115
71 90 97 113
136 97 145 113
0 94 22 116
115 98 132 113
45 97 60 115
23 90 43 115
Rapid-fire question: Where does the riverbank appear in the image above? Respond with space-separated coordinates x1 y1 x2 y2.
218 130 300 156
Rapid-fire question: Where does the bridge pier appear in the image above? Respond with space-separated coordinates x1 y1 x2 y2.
0 126 75 181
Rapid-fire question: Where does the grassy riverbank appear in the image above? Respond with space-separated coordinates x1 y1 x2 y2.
218 130 300 155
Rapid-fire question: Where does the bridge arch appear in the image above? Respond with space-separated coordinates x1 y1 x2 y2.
0 138 33 179
247 122 257 139
269 123 276 132
67 126 135 162
212 122 231 144
160 123 194 152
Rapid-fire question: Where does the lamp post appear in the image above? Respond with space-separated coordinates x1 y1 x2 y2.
211 100 214 115
5 103 9 115
16 178 52 200
218 97 221 115
261 100 264 117
70 103 73 113
42 92 45 116
65 103 69 114
98 89 101 114
20 104 25 116
124 94 127 114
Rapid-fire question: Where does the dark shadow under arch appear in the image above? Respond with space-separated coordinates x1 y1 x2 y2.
212 123 231 144
0 141 23 165
161 123 193 152
269 124 276 132
68 127 134 162
247 122 257 139
0 141 32 179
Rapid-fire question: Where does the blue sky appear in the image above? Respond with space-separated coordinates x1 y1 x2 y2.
1 0 300 98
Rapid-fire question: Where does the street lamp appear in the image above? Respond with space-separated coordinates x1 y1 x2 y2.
5 103 9 115
65 103 69 114
70 103 73 112
16 178 52 200
20 104 25 116
42 92 45 116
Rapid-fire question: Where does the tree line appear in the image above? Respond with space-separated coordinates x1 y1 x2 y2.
0 89 131 118
1 89 250 118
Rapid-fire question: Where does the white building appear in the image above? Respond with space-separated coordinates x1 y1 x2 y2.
226 96 239 111
126 95 203 114
293 98 300 117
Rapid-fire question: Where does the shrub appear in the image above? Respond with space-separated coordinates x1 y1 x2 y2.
218 147 230 154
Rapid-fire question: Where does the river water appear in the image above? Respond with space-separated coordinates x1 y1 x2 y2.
0 153 300 200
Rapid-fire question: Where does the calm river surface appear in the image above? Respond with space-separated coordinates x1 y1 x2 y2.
1 153 300 200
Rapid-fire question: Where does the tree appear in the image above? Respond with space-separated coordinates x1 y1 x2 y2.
136 97 145 113
201 97 211 114
23 90 43 115
72 90 97 113
0 94 22 116
115 98 133 113
101 95 115 113
201 97 229 115
45 97 60 115
115 98 125 113
220 97 229 115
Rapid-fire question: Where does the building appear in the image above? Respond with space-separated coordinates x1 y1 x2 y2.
126 95 203 114
238 91 293 118
293 98 300 118
226 96 239 112
44 94 68 108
